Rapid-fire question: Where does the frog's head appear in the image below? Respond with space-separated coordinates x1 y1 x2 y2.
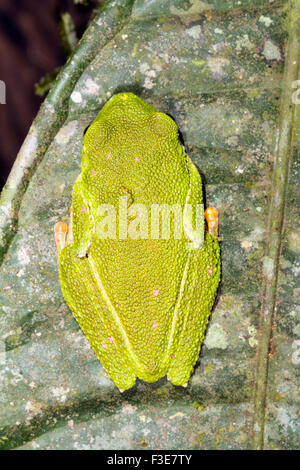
81 92 187 201
94 92 156 126
83 92 179 152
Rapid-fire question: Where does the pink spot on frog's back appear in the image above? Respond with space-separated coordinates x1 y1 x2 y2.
101 341 107 349
91 169 96 176
106 153 112 159
80 207 87 213
108 336 114 344
152 288 159 297
152 321 158 329
135 156 140 162
208 266 213 277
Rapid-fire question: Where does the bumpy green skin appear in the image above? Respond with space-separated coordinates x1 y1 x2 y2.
58 93 220 391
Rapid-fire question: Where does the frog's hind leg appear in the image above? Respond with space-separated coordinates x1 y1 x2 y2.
57 244 137 392
166 233 220 387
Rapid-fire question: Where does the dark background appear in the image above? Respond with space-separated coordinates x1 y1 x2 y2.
0 0 101 190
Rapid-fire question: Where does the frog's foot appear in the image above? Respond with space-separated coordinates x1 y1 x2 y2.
167 367 192 387
204 207 219 237
54 207 73 257
54 221 69 256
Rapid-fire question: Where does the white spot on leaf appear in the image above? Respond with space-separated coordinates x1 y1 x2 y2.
84 78 100 95
262 40 281 61
71 91 82 103
55 121 78 145
205 323 228 350
259 15 273 27
51 386 70 403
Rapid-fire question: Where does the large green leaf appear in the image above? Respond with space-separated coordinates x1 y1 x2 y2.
0 0 299 450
